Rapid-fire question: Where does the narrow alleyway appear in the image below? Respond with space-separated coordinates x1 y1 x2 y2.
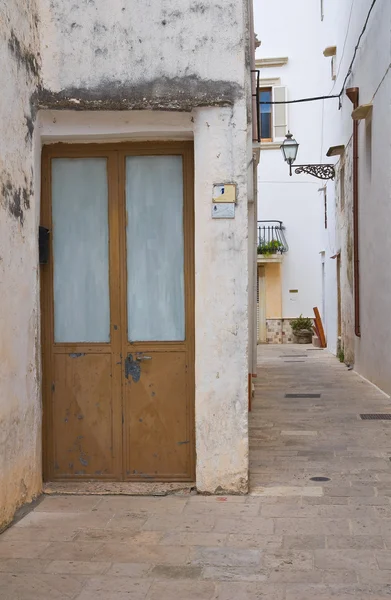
1 345 391 599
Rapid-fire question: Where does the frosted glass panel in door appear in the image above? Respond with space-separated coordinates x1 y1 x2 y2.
52 158 110 343
126 156 185 341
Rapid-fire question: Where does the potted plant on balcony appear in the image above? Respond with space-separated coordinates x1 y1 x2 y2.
257 239 283 256
290 315 314 344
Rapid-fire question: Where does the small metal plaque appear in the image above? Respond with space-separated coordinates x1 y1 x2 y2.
212 184 236 203
212 203 235 219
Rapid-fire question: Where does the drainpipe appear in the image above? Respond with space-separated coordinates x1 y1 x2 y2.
346 87 361 337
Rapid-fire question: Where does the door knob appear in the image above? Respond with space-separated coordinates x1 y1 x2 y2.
136 355 152 361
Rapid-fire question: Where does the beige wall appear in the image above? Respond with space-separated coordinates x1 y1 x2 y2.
265 263 282 319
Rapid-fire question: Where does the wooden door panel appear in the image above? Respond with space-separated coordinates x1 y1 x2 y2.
42 143 194 484
51 353 116 478
124 351 191 480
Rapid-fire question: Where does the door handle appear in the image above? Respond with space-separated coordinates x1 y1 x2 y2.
136 355 152 361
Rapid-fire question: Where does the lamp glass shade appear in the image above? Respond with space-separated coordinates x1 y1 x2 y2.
280 133 299 163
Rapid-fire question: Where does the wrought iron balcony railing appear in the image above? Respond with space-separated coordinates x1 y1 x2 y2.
257 220 288 255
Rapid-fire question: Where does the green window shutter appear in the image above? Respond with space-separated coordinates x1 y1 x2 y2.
273 86 288 141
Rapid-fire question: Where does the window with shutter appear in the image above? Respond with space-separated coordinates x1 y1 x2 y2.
260 88 272 141
272 86 288 142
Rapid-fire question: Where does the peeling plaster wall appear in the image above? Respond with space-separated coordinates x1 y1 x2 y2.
194 105 249 494
0 1 42 529
1 0 251 502
335 146 355 365
37 0 247 112
36 1 251 493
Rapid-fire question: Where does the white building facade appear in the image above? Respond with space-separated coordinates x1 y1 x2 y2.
253 1 327 345
254 0 391 396
0 0 258 529
320 0 391 387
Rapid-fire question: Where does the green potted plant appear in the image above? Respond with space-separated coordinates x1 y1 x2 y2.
257 239 283 256
290 315 314 344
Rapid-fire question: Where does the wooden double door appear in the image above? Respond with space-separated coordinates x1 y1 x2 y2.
41 142 195 482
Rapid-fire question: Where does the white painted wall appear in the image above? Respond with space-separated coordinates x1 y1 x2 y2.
320 0 391 389
1 1 253 524
253 0 328 325
0 1 42 529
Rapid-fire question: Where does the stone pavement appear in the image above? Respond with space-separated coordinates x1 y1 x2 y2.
1 344 391 599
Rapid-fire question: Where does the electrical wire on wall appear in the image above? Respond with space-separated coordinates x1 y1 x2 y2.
259 0 379 108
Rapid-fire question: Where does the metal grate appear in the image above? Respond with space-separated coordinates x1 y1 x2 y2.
285 394 321 398
310 476 330 482
360 414 391 420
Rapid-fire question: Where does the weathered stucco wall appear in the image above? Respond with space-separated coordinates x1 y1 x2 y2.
322 0 391 389
335 145 355 365
37 0 247 112
1 0 251 505
194 104 249 493
0 1 42 529
36 0 251 493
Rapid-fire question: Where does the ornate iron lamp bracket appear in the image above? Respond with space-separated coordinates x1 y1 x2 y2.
293 164 335 180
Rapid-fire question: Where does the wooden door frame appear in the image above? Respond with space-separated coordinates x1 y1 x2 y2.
40 141 195 482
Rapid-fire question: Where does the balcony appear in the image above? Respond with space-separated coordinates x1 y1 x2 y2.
257 220 288 262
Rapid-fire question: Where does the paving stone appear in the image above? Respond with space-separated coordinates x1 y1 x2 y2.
149 565 202 579
0 558 50 573
314 549 378 570
262 550 313 571
142 514 216 532
14 510 113 529
160 531 227 546
225 533 282 550
183 501 260 517
0 541 50 559
0 572 86 600
322 571 358 584
191 546 261 567
376 551 391 570
260 504 319 518
326 536 385 549
267 569 323 584
2 345 391 598
0 525 78 542
147 580 216 600
274 518 350 535
216 581 286 599
75 528 162 544
214 516 274 535
282 535 326 550
286 583 391 599
44 560 110 574
106 563 152 577
92 543 190 564
75 590 149 600
350 518 391 535
97 496 187 514
201 566 268 582
34 495 101 512
83 576 151 594
39 541 101 561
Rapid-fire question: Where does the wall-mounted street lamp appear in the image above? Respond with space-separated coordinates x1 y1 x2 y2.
280 132 335 180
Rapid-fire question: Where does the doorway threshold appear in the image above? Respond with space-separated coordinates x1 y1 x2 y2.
43 481 196 497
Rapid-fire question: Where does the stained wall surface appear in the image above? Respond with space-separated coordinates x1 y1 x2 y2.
1 0 253 529
0 1 42 529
